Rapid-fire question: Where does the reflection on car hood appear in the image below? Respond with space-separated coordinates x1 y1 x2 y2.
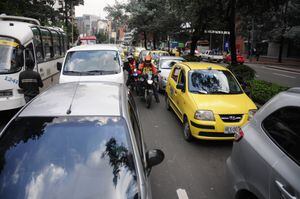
59 72 124 84
190 93 257 114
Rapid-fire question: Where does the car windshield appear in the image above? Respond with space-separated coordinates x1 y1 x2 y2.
189 69 243 94
160 60 182 69
0 116 139 199
63 50 120 75
0 36 24 74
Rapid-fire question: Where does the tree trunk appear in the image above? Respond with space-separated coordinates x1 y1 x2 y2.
278 36 284 63
153 33 157 50
190 32 199 56
229 0 237 66
143 31 147 50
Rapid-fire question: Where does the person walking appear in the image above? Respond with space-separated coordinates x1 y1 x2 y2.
19 60 43 103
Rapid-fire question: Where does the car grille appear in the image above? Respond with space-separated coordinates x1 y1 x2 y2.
0 89 13 97
219 114 243 123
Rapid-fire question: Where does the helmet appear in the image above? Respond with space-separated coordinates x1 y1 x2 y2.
145 55 152 63
127 55 133 60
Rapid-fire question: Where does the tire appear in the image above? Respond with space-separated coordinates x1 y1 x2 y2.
146 92 152 109
165 94 171 111
183 117 193 142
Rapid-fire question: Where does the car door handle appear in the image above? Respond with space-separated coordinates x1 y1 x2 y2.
275 180 297 199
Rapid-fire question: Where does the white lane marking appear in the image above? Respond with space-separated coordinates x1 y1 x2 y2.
255 74 260 78
177 188 189 199
262 66 300 75
272 73 296 79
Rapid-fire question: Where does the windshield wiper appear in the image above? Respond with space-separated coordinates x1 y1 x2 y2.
192 90 208 94
63 71 82 75
210 91 230 94
85 70 117 75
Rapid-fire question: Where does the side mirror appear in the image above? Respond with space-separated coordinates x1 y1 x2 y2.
146 149 164 174
57 62 62 71
176 83 185 92
157 70 161 73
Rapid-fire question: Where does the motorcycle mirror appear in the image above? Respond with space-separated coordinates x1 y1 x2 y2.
157 70 161 73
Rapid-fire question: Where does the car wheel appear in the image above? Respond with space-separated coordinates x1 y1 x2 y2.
183 117 193 142
165 94 171 111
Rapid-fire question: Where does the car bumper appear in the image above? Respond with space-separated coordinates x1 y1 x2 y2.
226 157 238 198
189 114 249 140
0 95 25 111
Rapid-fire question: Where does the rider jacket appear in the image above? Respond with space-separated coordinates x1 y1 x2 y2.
138 62 158 75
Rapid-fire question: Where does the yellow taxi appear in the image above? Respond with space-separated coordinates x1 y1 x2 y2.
149 50 170 65
165 62 257 141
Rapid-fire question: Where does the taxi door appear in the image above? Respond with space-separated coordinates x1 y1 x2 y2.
167 65 182 118
175 69 187 120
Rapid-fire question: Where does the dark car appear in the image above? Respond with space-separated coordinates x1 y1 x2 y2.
0 82 164 199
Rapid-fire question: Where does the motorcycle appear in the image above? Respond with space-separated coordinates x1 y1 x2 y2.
128 68 140 94
139 72 159 108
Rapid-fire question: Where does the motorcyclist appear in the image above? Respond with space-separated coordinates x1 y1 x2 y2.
138 55 160 103
124 55 137 87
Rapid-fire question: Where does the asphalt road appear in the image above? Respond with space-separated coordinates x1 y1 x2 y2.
135 94 232 199
246 63 300 88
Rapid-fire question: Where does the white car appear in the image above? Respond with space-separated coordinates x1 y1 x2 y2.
156 56 185 91
199 50 223 63
58 44 124 84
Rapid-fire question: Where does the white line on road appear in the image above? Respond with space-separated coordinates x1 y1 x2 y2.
272 73 296 79
255 74 260 78
177 189 189 199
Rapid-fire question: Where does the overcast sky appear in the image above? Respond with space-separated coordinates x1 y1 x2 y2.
75 0 127 18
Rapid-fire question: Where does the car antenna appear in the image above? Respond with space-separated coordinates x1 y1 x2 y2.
66 81 80 115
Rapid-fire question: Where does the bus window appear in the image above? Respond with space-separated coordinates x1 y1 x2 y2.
25 43 35 67
58 32 63 56
31 27 44 63
40 28 53 60
51 30 60 58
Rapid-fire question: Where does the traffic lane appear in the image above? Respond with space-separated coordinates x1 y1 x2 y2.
246 64 300 87
135 94 232 199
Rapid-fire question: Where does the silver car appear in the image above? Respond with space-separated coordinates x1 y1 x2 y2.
156 56 185 91
227 88 300 199
0 82 164 199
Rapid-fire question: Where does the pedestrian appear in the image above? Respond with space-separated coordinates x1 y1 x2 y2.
255 48 260 61
19 59 43 103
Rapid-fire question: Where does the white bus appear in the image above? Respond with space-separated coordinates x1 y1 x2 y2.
0 15 68 111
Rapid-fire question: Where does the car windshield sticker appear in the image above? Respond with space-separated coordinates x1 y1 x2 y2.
0 40 19 47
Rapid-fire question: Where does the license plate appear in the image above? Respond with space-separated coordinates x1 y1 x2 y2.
224 126 240 134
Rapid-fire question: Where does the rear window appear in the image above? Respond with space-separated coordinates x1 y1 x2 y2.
0 116 139 199
63 50 121 75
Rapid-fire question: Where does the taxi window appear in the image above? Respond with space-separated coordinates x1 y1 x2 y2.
171 67 181 82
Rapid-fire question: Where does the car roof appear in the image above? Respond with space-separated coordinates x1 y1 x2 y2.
19 82 124 117
178 62 227 70
159 56 184 60
0 21 34 44
68 44 119 52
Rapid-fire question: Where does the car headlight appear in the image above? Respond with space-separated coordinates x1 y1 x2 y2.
194 110 215 121
248 109 257 120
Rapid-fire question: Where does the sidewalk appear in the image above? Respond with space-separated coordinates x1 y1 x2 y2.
244 56 300 73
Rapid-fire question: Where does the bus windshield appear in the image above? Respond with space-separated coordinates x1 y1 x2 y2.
0 37 24 74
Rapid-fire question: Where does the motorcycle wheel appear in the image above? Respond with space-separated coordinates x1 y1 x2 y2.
146 92 152 109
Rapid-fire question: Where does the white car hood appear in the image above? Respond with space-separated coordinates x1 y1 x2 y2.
160 69 172 79
59 72 124 84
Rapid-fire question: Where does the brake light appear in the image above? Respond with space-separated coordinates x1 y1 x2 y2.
234 129 244 142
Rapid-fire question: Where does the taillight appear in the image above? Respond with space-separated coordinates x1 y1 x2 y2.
234 129 244 142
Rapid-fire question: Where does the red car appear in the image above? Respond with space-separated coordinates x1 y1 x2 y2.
225 54 245 64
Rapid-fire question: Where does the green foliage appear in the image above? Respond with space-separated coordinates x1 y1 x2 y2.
96 31 108 43
249 80 288 104
182 55 202 62
227 64 256 82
